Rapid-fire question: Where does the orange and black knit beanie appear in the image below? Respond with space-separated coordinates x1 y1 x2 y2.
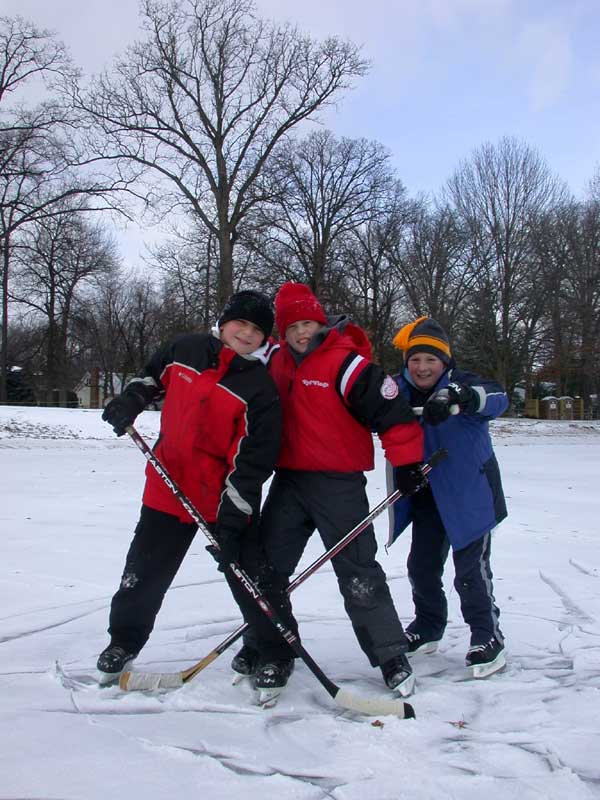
392 316 452 365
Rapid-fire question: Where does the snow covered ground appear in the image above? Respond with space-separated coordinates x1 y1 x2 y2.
1 405 600 799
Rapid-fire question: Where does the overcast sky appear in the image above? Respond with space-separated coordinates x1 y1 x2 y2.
4 0 600 260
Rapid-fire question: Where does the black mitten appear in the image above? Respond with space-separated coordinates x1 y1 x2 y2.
422 389 454 426
102 391 146 436
395 463 427 495
422 382 478 426
212 526 242 573
446 382 480 414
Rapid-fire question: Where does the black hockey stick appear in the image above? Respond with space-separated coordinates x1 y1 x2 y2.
120 425 418 718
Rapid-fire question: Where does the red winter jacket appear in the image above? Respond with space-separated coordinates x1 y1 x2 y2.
121 333 281 531
269 319 423 471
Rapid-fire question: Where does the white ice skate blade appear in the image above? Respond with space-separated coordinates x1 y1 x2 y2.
407 641 438 658
231 671 250 686
97 658 135 687
469 650 506 679
393 672 415 698
256 687 282 708
96 670 123 686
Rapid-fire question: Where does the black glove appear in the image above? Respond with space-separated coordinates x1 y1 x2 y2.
422 383 479 426
210 526 242 573
447 382 480 414
395 463 427 495
102 392 146 436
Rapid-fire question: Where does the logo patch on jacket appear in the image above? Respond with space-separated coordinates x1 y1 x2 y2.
381 375 399 399
301 379 329 388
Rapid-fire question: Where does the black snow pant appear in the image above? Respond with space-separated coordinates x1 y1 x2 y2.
107 505 297 660
406 487 503 647
244 469 409 667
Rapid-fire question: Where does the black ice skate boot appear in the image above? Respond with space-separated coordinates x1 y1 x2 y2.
381 652 415 697
253 658 295 707
405 629 441 656
465 636 506 679
231 644 259 685
96 644 138 685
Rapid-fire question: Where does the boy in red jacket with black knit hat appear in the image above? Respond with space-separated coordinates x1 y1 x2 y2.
96 290 295 685
233 282 426 702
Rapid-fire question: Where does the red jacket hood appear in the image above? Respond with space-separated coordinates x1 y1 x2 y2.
277 316 372 362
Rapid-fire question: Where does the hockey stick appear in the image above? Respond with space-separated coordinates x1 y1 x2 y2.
120 425 417 718
122 436 446 698
119 450 446 689
412 405 459 416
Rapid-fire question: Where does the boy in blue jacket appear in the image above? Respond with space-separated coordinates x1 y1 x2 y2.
390 316 508 678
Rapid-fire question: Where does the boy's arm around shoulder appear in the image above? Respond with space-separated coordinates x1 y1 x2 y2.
340 357 424 466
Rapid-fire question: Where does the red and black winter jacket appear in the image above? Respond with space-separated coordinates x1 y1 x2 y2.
269 320 423 472
122 333 281 533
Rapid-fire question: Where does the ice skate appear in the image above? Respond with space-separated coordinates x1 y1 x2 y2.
405 630 440 656
96 644 138 685
381 652 415 697
465 637 506 679
231 644 259 685
253 658 294 706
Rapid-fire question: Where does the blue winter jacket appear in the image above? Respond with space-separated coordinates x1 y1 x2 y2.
388 367 508 551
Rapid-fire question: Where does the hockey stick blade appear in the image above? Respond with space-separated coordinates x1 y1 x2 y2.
335 688 415 718
120 670 414 717
120 649 221 691
120 670 184 691
412 404 459 416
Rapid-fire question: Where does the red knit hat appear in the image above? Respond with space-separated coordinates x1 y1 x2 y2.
274 282 327 335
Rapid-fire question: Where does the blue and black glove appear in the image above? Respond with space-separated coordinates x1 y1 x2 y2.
102 391 146 436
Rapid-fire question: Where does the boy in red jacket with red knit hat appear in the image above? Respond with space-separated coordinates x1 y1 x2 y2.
233 282 426 702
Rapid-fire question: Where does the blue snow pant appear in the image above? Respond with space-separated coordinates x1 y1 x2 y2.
407 487 503 647
107 505 297 660
244 469 409 667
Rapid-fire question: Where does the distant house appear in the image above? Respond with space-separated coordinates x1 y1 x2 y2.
74 370 124 409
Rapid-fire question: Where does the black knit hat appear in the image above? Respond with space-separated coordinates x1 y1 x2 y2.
218 290 274 343
392 316 452 365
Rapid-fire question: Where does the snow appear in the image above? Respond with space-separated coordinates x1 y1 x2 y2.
2 405 600 799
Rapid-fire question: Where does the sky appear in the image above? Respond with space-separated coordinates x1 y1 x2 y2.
2 406 600 798
3 0 600 262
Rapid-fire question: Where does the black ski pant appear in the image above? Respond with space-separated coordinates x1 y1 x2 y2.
407 488 503 647
244 469 409 668
107 505 297 660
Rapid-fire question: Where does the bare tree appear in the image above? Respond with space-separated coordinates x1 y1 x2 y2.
249 130 397 299
11 209 120 400
72 0 368 306
146 221 220 332
73 270 164 395
386 200 478 338
337 192 415 366
534 200 600 400
0 16 128 400
445 136 568 388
